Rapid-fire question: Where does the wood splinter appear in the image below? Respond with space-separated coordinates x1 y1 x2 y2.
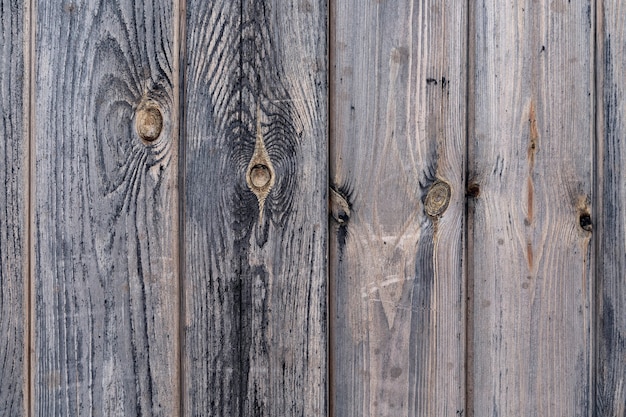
246 104 275 222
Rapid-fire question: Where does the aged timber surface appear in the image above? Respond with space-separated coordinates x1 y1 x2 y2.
597 2 626 415
182 0 327 416
33 1 179 415
468 1 594 415
0 0 26 415
330 1 467 416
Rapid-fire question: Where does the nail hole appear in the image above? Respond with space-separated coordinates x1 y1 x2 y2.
136 106 163 142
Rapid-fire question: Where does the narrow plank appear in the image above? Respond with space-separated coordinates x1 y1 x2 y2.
182 0 327 415
468 1 594 415
330 1 467 416
597 2 626 415
0 0 27 415
32 0 179 415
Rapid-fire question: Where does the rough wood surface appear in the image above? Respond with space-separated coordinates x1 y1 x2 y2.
468 1 594 415
182 0 327 416
32 1 179 415
329 1 467 416
597 2 626 415
0 0 26 415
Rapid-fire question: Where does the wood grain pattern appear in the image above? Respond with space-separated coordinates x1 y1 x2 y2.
32 0 179 415
0 0 26 415
597 2 626 415
182 0 327 415
330 1 467 416
468 1 594 415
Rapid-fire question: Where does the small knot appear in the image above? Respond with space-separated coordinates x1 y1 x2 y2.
425 181 451 218
136 105 163 142
330 188 351 224
579 212 592 232
250 164 272 189
466 183 480 198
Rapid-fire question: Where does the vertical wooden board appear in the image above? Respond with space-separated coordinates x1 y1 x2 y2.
0 0 26 415
468 1 594 416
33 0 179 415
597 2 626 415
330 1 466 416
182 0 327 416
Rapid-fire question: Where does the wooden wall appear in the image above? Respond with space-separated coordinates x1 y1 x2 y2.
1 0 625 416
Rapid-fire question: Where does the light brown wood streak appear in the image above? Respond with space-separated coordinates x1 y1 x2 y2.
32 0 179 415
468 1 594 415
330 1 467 416
0 0 27 415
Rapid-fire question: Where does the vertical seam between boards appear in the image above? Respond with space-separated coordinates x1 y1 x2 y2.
26 0 35 414
592 1 600 416
326 0 333 415
463 0 473 415
177 0 187 414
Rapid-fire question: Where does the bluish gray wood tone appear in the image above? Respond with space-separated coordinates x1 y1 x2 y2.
330 1 467 416
597 2 626 415
0 0 27 415
32 0 179 415
468 1 594 415
182 0 327 416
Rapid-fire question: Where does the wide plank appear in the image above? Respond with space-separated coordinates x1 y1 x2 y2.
330 1 467 416
597 2 626 415
182 0 327 415
0 0 27 415
32 0 179 415
468 1 594 415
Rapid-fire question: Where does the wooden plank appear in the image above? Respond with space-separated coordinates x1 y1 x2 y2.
329 1 467 416
32 0 179 415
182 0 327 415
597 2 626 415
468 1 594 415
0 0 27 415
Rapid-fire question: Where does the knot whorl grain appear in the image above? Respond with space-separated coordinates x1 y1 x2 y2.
246 105 275 220
425 181 451 218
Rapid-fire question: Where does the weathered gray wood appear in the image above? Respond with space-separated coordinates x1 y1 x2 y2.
182 0 327 415
0 0 27 415
468 1 594 415
330 1 467 416
597 2 626 415
32 1 179 415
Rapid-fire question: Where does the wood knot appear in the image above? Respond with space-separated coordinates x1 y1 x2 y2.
249 164 272 190
579 212 592 232
330 188 351 224
466 183 480 198
425 181 451 218
135 105 163 142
